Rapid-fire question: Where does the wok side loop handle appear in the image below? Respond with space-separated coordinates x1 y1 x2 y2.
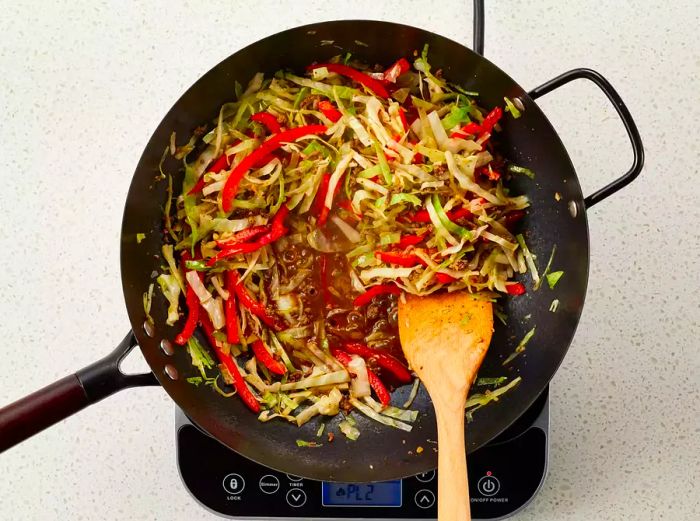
76 330 159 403
528 68 644 208
0 331 158 453
473 0 485 55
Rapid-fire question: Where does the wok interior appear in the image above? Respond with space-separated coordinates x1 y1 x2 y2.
121 21 589 481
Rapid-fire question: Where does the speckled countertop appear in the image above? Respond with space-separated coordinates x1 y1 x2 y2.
1 0 698 519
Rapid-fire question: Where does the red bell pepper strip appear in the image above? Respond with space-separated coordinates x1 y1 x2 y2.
255 204 290 247
318 100 342 123
199 312 260 413
375 251 424 268
250 112 281 134
312 173 331 225
318 169 345 226
209 153 231 174
206 242 263 267
397 232 427 248
366 368 392 405
398 108 409 132
404 206 473 223
209 207 290 266
175 286 199 345
221 125 327 212
383 57 410 83
483 166 501 181
224 271 240 344
330 346 391 406
187 176 206 196
342 342 412 384
307 63 389 98
229 271 284 331
187 152 232 195
450 121 482 139
255 226 289 248
480 106 503 133
436 272 458 284
251 339 287 375
366 367 392 405
216 225 270 248
353 284 401 307
448 207 473 221
337 199 360 218
504 210 526 228
506 282 526 295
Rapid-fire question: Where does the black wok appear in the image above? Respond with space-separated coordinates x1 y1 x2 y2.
0 1 643 482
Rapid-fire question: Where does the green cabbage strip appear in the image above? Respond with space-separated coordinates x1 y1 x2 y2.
349 398 413 432
465 376 522 421
502 327 536 366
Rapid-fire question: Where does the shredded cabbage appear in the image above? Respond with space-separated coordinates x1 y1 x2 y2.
155 50 539 434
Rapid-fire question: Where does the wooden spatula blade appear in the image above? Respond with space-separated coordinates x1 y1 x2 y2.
399 293 493 391
398 292 494 521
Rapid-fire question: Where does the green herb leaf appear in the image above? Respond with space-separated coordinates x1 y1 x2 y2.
296 439 323 448
504 96 522 119
508 164 535 179
475 376 508 386
546 271 564 289
441 106 470 129
459 313 473 327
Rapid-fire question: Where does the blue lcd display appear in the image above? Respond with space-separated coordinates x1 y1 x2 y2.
322 480 402 507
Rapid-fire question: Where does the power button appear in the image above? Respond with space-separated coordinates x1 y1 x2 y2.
476 473 500 497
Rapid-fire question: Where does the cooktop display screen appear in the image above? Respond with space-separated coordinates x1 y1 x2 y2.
321 480 402 507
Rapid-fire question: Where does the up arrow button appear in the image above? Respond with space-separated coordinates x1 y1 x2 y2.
414 489 436 509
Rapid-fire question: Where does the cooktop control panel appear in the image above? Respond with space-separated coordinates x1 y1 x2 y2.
176 389 549 520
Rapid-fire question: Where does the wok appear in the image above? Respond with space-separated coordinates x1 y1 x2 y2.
0 1 643 482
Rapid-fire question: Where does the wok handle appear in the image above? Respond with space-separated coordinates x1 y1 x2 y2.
0 331 158 453
528 68 644 208
473 0 485 55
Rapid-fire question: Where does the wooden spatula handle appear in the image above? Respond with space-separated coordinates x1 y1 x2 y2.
436 403 470 520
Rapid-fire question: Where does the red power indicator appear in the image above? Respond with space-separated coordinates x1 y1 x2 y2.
486 471 492 476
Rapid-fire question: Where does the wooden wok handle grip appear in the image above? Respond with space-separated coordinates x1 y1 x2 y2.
0 332 158 453
436 404 471 521
0 375 89 453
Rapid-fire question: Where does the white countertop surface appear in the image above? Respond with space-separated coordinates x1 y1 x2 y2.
1 0 699 519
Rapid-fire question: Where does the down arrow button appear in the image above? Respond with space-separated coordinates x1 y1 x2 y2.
285 488 307 508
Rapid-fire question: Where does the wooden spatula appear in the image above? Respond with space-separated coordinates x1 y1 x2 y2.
398 292 494 521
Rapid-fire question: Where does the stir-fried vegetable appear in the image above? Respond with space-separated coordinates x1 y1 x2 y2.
156 49 533 432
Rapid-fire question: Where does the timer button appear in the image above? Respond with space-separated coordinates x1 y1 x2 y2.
414 489 435 509
286 488 307 507
416 470 436 483
222 473 245 495
286 473 303 482
477 473 500 497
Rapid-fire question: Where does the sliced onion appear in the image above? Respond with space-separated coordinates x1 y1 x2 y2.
427 110 449 149
307 228 347 253
330 216 361 243
347 356 371 398
279 269 311 293
186 271 225 329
